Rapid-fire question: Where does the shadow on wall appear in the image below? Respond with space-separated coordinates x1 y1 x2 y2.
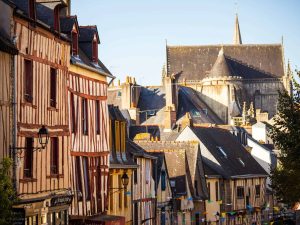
178 87 225 124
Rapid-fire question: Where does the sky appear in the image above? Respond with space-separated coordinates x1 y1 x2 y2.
72 0 300 85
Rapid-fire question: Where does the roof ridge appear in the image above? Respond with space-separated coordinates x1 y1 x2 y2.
167 43 282 48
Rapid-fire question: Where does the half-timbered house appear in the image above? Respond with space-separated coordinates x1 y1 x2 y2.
126 141 157 225
60 16 116 224
135 141 208 225
10 0 73 224
107 105 138 225
0 0 18 163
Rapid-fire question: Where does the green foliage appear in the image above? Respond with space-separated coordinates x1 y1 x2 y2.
270 70 300 205
0 158 18 225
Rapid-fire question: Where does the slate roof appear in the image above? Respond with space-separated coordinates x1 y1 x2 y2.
208 48 236 78
135 141 208 200
60 16 78 34
190 126 268 178
167 44 284 81
79 26 100 44
0 32 18 55
126 140 157 160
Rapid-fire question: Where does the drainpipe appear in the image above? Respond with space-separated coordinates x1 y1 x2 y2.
11 36 18 192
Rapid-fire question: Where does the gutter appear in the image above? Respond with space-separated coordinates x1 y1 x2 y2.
11 36 18 192
71 59 115 79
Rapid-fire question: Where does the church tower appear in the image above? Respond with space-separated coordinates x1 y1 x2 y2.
233 14 242 45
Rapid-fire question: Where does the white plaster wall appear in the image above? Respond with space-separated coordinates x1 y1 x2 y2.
252 124 267 143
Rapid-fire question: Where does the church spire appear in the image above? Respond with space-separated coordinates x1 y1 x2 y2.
233 14 242 45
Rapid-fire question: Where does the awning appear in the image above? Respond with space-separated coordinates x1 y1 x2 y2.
70 214 125 225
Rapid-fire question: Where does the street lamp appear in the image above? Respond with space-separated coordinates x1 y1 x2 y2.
10 125 50 157
121 172 129 188
38 125 49 149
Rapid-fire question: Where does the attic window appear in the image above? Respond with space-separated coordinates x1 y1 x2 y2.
53 5 61 31
217 146 227 158
238 158 245 167
92 39 98 62
28 0 36 21
72 30 78 55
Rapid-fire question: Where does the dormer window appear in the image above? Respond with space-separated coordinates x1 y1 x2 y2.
28 0 36 21
72 30 78 55
53 5 61 31
92 37 98 62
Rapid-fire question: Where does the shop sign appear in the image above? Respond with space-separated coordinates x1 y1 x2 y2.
51 195 73 207
12 208 25 225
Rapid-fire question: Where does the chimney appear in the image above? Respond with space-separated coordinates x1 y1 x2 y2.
181 112 193 129
164 106 176 132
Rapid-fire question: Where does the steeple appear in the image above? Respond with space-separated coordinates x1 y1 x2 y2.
233 14 242 45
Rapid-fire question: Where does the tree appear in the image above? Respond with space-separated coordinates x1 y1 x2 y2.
270 70 300 206
0 158 18 225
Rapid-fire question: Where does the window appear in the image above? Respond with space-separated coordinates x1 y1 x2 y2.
238 158 245 167
24 59 33 103
118 174 123 208
115 121 120 151
195 213 200 225
215 181 219 201
134 203 138 225
50 137 59 175
82 98 88 135
95 100 100 134
70 93 76 133
24 137 33 178
194 180 199 196
134 170 137 184
217 146 227 158
82 156 91 200
255 185 260 198
28 0 36 20
161 207 166 225
109 175 113 211
71 31 78 55
120 122 126 151
75 157 83 200
124 183 128 208
50 68 57 107
237 186 244 199
207 182 211 200
83 157 90 200
53 5 60 31
161 170 166 191
92 39 98 62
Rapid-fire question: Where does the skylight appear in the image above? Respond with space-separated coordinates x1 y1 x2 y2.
238 158 245 167
217 146 227 158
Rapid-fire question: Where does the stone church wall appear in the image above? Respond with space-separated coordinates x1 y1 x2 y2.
242 79 284 117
